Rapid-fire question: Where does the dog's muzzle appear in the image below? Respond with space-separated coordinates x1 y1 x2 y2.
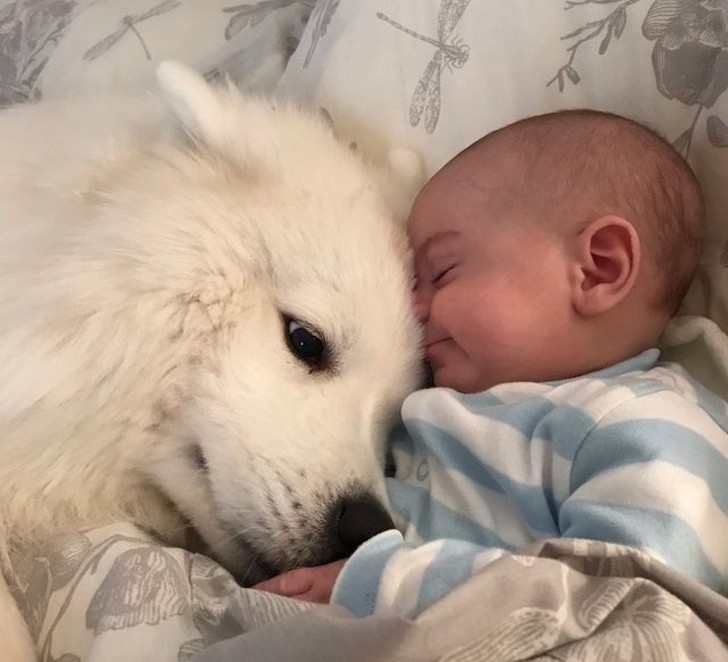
229 491 396 585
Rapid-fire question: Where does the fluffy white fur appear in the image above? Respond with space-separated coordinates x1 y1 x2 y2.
0 62 423 659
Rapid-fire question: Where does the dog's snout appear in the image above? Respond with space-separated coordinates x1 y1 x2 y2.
336 494 395 555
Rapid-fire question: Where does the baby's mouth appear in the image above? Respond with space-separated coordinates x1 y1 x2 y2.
425 339 453 373
425 337 451 352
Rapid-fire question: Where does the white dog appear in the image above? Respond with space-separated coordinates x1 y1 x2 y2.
0 62 423 659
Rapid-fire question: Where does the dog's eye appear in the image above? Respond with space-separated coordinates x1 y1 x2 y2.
284 316 327 369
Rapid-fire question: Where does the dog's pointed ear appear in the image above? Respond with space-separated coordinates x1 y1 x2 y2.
156 60 230 149
381 148 425 223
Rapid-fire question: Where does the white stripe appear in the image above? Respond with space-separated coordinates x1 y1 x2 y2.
422 461 536 548
407 392 558 489
488 382 552 402
471 547 507 574
569 461 728 574
650 365 701 403
550 452 572 503
390 444 413 476
376 540 443 616
599 390 728 460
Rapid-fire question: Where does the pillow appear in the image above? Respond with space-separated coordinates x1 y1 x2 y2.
276 0 728 397
0 0 313 105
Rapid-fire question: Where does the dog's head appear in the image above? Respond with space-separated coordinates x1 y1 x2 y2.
142 63 424 582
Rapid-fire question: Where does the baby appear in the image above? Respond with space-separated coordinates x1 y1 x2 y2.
255 109 728 616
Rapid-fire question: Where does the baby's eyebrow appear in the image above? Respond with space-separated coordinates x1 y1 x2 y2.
413 231 460 283
418 231 460 261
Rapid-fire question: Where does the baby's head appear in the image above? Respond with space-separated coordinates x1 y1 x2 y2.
409 109 705 392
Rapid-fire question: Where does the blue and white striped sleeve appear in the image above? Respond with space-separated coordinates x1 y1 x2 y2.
330 530 505 617
331 385 728 617
559 388 728 592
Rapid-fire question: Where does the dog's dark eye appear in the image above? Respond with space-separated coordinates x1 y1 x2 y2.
284 316 327 369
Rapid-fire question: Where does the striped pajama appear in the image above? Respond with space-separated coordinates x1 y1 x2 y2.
331 349 728 617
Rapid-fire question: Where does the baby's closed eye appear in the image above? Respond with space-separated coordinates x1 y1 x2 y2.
431 263 457 286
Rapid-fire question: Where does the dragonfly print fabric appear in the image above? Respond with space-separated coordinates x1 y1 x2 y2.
0 0 76 105
278 0 728 173
0 0 315 106
81 0 181 63
302 0 338 68
376 0 471 134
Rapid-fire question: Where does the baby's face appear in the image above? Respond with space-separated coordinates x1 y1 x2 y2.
408 163 577 392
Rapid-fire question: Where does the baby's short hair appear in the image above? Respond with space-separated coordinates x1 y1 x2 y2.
464 109 705 314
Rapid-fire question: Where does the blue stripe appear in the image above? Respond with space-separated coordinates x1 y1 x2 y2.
411 395 596 463
415 540 483 614
560 500 724 591
614 376 670 398
445 389 505 410
571 419 728 515
332 530 403 617
534 404 597 461
447 392 559 442
402 418 507 495
386 479 518 550
397 419 560 536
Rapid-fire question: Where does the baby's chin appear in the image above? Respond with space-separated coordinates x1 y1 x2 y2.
432 364 491 394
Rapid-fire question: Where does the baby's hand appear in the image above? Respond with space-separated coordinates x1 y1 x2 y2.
253 558 347 603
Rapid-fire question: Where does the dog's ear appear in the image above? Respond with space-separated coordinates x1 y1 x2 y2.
380 148 426 224
156 60 234 151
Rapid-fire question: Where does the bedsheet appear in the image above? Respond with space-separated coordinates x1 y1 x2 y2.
10 522 728 661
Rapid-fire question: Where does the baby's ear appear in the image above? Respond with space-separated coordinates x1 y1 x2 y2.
571 215 641 317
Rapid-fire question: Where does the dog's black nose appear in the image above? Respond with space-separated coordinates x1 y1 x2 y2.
336 494 395 555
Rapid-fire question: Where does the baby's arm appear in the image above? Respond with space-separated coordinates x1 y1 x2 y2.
256 386 728 615
255 531 506 617
329 531 506 617
254 559 346 603
560 388 728 591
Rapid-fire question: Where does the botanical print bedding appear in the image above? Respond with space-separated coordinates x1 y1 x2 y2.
548 0 728 157
11 523 728 661
10 523 312 661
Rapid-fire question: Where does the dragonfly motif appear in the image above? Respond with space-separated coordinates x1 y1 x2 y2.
302 0 339 68
377 0 471 133
83 0 181 62
223 0 316 41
